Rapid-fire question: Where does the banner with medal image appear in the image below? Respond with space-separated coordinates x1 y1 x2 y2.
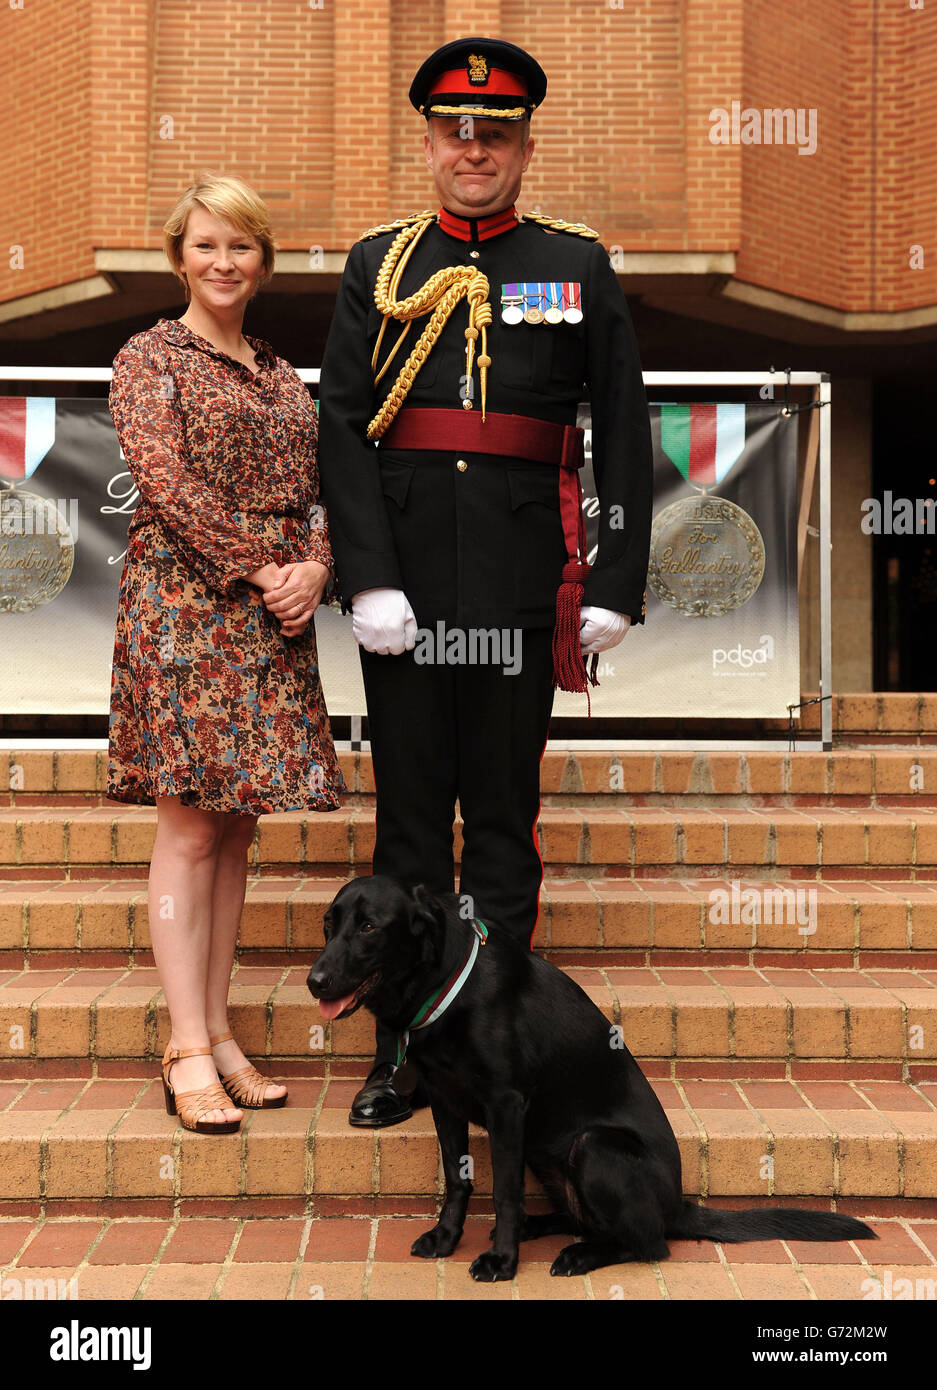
551 400 800 719
0 398 132 713
0 396 797 721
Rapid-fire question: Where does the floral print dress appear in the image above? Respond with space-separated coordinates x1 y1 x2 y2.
106 317 346 815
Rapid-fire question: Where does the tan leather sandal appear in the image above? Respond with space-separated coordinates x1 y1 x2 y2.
161 1042 242 1134
210 1031 288 1109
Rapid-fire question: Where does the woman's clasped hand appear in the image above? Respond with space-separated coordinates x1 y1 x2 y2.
247 558 333 636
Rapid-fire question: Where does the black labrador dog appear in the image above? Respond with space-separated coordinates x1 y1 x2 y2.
307 875 875 1281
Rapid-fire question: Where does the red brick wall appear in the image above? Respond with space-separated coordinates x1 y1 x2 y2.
735 0 936 310
91 1 152 265
1 0 934 312
1 0 95 300
143 1 337 250
869 0 937 310
508 0 723 247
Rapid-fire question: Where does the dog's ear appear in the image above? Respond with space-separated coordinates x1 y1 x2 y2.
409 883 441 929
409 884 445 963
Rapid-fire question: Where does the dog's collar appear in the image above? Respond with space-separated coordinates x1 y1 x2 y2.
395 917 488 1066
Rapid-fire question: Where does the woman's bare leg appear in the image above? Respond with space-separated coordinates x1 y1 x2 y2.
149 795 242 1124
205 815 287 1102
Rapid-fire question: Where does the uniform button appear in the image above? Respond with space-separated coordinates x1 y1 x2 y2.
469 249 480 260
456 459 468 472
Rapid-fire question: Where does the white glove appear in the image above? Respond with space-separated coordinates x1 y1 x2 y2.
351 587 417 655
580 605 631 654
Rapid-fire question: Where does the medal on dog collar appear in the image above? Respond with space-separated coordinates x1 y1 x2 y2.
395 917 489 1068
392 1061 420 1096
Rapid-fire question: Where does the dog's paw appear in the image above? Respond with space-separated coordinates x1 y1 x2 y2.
469 1249 517 1282
411 1225 460 1259
550 1243 592 1277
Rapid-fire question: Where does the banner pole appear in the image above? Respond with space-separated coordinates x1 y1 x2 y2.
796 386 820 586
819 376 833 749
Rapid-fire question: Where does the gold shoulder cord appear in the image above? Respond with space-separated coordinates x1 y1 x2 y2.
364 214 493 439
359 210 437 242
517 211 600 240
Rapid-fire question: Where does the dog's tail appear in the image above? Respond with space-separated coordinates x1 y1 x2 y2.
668 1201 876 1245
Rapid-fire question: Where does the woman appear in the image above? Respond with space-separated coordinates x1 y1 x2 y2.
107 172 345 1133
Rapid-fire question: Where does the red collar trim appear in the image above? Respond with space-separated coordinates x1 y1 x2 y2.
438 204 518 242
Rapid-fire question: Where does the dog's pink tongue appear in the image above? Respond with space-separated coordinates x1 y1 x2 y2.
318 992 356 1021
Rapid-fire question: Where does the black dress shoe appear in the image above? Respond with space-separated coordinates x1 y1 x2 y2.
348 1063 413 1128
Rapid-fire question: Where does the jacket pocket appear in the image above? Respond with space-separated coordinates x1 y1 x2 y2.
378 454 417 508
506 465 568 615
497 319 585 393
497 323 554 391
507 464 561 511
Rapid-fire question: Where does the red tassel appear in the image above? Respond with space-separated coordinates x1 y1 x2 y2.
552 559 600 713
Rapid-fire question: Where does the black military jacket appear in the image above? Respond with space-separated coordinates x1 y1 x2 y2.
317 211 653 630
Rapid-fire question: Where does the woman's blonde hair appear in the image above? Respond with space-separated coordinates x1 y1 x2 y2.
163 172 277 301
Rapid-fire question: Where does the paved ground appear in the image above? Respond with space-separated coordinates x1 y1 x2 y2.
2 1214 936 1300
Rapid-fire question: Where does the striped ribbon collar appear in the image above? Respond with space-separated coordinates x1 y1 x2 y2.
395 917 488 1066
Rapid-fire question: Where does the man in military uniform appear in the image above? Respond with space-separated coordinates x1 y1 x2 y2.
317 37 653 1126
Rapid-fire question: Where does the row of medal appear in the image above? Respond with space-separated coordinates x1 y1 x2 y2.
500 282 583 325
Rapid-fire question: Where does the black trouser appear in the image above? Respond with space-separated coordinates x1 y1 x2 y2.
359 624 556 1069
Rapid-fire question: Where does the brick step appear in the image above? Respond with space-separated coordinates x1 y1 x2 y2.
1 963 936 1069
2 1074 934 1203
802 693 937 743
8 748 937 808
9 806 937 877
4 876 937 964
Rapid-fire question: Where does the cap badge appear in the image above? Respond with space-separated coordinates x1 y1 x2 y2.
467 53 489 84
